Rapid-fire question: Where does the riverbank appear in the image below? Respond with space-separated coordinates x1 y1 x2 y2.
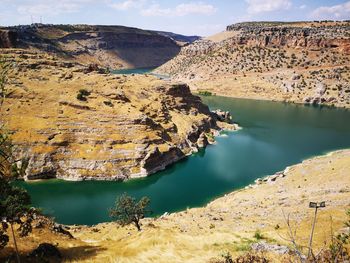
2 149 349 262
179 73 350 109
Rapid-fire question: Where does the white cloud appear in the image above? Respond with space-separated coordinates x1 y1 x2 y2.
245 0 292 14
110 0 145 11
299 4 306 10
141 2 217 17
310 1 350 20
17 0 94 16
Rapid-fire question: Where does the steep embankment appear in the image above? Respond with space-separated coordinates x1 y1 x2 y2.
0 24 182 69
1 150 349 262
157 21 350 108
0 49 237 181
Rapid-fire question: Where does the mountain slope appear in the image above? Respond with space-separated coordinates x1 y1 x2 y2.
156 21 350 108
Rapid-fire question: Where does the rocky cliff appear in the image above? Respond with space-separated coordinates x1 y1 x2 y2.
226 21 350 52
0 49 237 181
157 21 350 108
0 30 17 48
0 24 182 69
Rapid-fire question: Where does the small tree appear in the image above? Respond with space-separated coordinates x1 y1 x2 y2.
0 177 35 263
109 193 151 231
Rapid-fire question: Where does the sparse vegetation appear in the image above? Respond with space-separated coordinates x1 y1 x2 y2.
198 90 213 96
254 230 264 240
211 251 269 263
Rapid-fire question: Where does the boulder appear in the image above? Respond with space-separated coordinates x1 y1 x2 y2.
197 133 208 148
251 241 290 255
315 82 326 96
212 109 232 123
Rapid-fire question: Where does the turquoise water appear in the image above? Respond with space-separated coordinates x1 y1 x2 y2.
19 97 350 225
111 68 169 79
111 68 154 75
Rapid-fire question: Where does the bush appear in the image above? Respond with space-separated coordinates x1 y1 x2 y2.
198 91 213 96
254 230 264 240
77 89 90 101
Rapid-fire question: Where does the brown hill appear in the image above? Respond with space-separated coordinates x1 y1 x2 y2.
0 24 182 69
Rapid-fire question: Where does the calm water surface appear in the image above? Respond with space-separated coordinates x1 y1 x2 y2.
19 97 350 225
111 68 169 79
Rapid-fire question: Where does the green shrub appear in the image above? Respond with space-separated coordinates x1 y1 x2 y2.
77 89 91 101
103 101 113 107
198 90 213 96
254 230 264 240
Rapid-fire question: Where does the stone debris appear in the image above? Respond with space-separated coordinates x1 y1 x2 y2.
251 241 290 255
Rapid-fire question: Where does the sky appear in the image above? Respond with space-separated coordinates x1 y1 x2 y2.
0 0 349 36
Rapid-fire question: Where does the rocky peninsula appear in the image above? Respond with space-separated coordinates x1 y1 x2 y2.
0 49 238 181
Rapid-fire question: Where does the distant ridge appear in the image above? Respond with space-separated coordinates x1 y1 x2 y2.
152 31 201 45
0 23 198 69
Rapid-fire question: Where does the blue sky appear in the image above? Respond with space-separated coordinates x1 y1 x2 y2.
1 0 349 36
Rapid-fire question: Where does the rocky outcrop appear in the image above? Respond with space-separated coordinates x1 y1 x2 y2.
140 146 185 176
0 29 17 48
1 49 237 181
212 109 232 123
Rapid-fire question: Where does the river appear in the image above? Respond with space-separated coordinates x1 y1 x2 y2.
18 96 350 225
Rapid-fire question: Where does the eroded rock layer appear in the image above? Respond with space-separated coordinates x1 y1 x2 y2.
0 49 236 181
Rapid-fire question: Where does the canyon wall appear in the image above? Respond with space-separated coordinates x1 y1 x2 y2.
157 21 350 108
226 22 350 53
0 24 182 69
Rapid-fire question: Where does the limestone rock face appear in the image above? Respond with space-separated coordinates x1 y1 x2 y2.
1 49 233 181
226 22 350 52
